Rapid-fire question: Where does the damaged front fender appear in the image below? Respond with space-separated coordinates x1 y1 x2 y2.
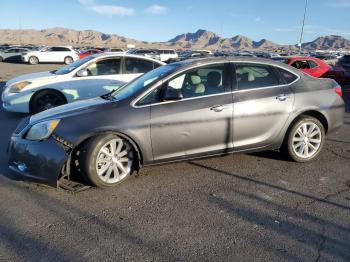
8 135 71 187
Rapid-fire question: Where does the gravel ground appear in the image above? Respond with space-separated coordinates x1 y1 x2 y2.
0 62 349 262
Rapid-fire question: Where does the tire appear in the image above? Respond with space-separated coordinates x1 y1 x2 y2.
30 90 67 114
284 116 325 162
64 56 73 65
0 56 3 62
29 56 39 65
79 134 135 188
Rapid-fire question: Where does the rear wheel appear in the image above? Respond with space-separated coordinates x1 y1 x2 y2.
0 56 3 62
30 90 67 114
29 56 39 65
79 134 134 188
284 116 325 162
64 56 73 65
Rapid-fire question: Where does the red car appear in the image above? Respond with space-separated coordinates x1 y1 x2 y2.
78 49 103 59
274 56 345 85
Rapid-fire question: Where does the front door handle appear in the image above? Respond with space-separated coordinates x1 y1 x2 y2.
210 105 224 112
276 94 290 101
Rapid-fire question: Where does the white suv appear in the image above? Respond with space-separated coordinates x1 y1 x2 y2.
157 49 178 62
22 46 79 65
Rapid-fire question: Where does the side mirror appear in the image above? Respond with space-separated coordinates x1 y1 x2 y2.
162 87 183 101
76 69 88 77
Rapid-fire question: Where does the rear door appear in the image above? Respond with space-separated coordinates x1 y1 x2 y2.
145 63 233 161
232 63 295 151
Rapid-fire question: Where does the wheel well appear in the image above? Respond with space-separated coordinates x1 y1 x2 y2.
299 110 328 133
287 110 329 137
72 131 143 171
29 89 68 112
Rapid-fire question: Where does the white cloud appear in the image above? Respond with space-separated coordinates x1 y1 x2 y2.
90 5 134 16
146 5 168 15
78 0 135 16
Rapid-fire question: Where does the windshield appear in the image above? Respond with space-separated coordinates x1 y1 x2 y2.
112 64 180 101
53 56 95 75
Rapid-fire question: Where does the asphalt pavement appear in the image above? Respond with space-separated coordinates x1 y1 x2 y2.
0 62 349 261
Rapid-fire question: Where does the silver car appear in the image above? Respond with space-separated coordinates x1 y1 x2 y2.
8 57 345 188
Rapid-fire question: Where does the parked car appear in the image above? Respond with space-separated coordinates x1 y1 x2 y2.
78 49 103 59
0 47 29 62
21 46 79 65
107 48 125 53
169 50 212 63
7 57 344 188
127 49 160 60
273 56 345 85
337 55 350 73
2 54 165 113
156 49 178 62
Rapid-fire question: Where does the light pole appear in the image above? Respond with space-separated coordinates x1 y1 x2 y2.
298 0 308 54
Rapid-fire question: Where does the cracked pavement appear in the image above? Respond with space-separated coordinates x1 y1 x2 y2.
0 63 349 261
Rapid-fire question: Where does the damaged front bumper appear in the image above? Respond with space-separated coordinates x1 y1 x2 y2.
8 134 71 187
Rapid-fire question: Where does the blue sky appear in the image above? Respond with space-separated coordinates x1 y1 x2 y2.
1 0 349 44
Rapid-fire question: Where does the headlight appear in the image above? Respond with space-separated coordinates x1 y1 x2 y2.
9 81 32 93
25 119 60 141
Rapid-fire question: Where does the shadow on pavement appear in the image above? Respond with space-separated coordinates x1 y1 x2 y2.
189 161 350 261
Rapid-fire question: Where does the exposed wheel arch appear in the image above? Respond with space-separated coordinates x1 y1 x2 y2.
73 131 143 171
281 110 329 150
29 88 68 113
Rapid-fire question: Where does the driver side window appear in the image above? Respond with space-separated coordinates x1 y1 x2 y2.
165 64 225 99
137 64 226 106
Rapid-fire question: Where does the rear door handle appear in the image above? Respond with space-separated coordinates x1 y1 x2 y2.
210 105 224 112
276 94 289 101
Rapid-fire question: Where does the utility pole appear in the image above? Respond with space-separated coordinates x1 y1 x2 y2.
298 0 308 54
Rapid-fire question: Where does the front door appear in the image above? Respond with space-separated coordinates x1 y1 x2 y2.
149 63 234 162
67 57 123 100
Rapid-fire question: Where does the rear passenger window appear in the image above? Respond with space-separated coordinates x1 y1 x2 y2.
125 58 154 74
235 64 280 90
277 68 298 84
86 58 121 76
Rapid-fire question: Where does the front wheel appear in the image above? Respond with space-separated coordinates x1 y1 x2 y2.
284 117 325 162
79 134 135 188
30 90 67 114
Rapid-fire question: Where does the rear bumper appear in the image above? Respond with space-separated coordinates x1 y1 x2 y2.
8 135 69 187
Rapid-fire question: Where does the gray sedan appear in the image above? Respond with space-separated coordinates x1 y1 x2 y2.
8 57 345 188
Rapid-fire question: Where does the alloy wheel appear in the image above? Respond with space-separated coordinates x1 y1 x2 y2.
95 138 133 184
292 122 322 159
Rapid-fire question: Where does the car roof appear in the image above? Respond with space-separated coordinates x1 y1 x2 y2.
90 53 166 64
170 56 302 75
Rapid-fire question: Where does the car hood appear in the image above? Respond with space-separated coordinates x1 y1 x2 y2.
30 97 110 124
6 71 58 87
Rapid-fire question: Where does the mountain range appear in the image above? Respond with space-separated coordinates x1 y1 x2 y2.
0 27 349 51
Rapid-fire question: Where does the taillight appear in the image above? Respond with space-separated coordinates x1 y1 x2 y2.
333 86 343 97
